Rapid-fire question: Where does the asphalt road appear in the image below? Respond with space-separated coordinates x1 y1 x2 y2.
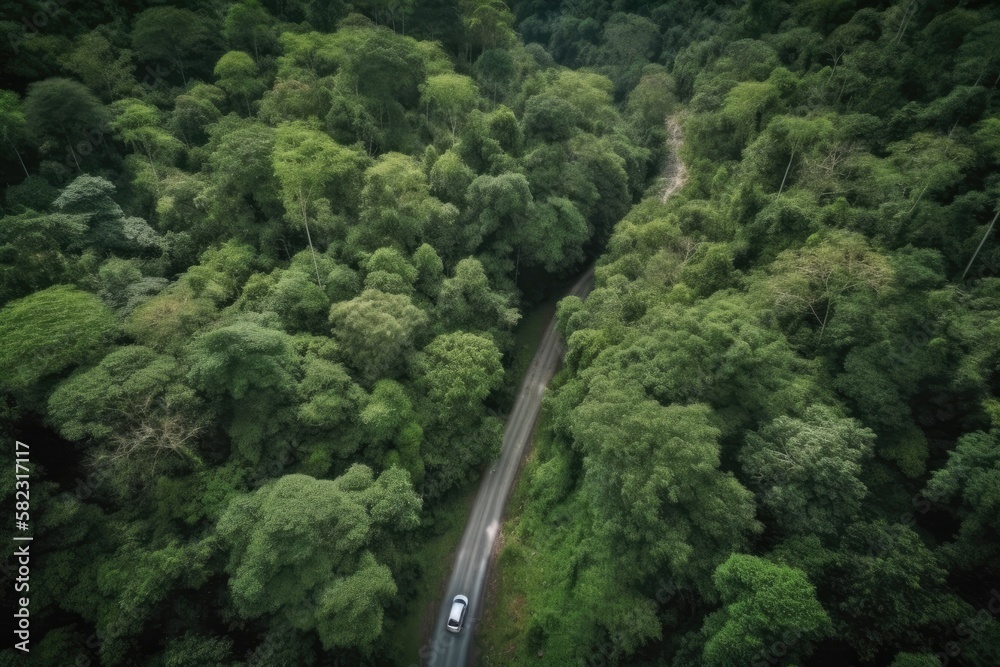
422 266 595 667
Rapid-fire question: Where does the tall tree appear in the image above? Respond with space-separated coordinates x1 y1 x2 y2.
23 78 108 172
701 554 831 667
355 152 436 253
740 405 875 536
131 7 214 87
459 0 515 54
186 320 299 461
0 90 30 177
214 51 264 115
217 469 419 650
273 121 367 286
420 73 479 139
570 378 761 594
61 31 137 101
413 332 503 424
762 229 893 338
223 0 276 60
110 99 183 192
328 289 429 383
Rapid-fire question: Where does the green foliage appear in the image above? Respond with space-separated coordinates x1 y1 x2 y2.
61 31 137 102
94 537 215 661
131 7 214 86
0 89 29 177
925 428 1000 568
6 0 1000 663
701 554 831 666
329 289 429 383
273 120 368 220
265 269 331 333
890 654 943 667
187 321 298 400
429 150 474 206
214 51 265 114
414 332 503 422
420 73 479 138
23 77 107 169
465 172 532 252
460 0 516 51
218 469 419 649
163 634 235 667
570 379 760 594
52 175 162 255
518 197 589 273
223 0 277 59
0 285 116 391
110 98 183 181
474 48 517 102
760 229 894 337
48 345 194 443
0 209 86 302
437 257 520 334
356 152 434 253
828 522 951 660
741 405 874 536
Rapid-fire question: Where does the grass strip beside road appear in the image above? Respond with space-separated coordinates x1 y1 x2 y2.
393 481 477 666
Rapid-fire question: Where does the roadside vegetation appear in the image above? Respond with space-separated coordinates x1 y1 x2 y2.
483 0 1000 665
0 1 656 664
0 0 998 665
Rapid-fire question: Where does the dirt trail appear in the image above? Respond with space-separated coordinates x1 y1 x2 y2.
661 115 688 203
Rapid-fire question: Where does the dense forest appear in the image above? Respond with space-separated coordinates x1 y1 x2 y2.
0 0 997 665
0 0 653 664
482 0 1000 666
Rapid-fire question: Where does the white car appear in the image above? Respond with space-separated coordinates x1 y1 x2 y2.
446 595 469 633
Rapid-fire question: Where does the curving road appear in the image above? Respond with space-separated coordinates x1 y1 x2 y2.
421 267 595 667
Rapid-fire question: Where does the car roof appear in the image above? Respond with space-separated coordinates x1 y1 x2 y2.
448 597 467 618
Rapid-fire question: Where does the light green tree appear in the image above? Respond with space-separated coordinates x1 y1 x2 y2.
110 98 184 191
329 289 429 383
741 405 875 536
356 152 434 253
762 229 893 337
0 285 116 391
420 73 479 139
701 554 831 667
414 332 503 422
925 427 1000 568
273 121 367 286
214 51 264 115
